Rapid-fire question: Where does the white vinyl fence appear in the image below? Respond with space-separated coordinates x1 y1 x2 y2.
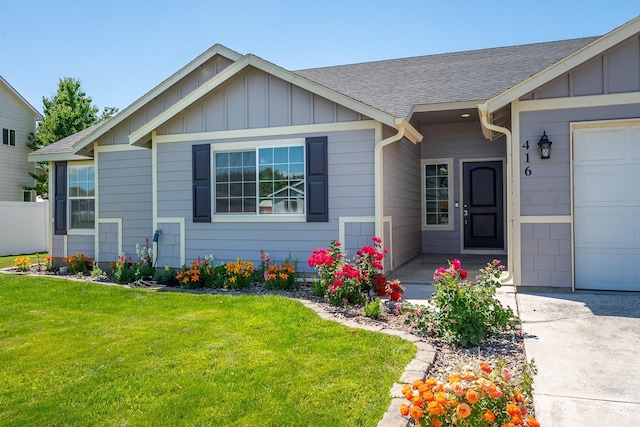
0 201 49 256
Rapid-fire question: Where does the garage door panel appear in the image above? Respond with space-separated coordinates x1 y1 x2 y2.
574 124 640 291
575 250 640 291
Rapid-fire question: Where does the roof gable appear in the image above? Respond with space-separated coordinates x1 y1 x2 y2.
0 75 43 120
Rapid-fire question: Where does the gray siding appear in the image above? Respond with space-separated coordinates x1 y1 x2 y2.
520 223 572 287
419 121 506 253
67 235 95 259
157 68 366 135
156 129 375 269
156 222 181 268
96 54 234 146
52 235 64 260
98 222 119 263
526 35 640 100
519 104 640 216
344 222 376 258
382 129 421 269
98 150 153 261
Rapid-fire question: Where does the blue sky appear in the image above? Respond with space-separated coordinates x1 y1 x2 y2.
2 1 638 114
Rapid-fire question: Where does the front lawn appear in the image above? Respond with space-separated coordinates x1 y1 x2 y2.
0 252 47 270
0 275 415 426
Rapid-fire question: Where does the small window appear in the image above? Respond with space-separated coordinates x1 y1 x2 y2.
2 128 7 145
421 159 454 230
9 130 15 146
68 165 95 229
23 191 33 202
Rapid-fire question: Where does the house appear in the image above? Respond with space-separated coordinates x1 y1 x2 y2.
0 76 43 201
30 15 640 291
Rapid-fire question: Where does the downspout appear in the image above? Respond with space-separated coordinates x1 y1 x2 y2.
374 121 406 270
478 104 514 283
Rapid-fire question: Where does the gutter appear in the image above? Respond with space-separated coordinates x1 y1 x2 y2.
374 118 422 270
478 104 514 283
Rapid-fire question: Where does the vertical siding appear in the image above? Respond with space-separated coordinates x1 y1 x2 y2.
156 129 375 269
419 121 506 253
519 104 640 216
382 129 421 268
96 54 234 146
157 68 364 136
98 150 153 260
527 34 640 99
0 84 37 201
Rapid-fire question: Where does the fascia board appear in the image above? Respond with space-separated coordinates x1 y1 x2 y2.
410 100 486 114
486 15 640 114
72 44 243 153
28 152 92 162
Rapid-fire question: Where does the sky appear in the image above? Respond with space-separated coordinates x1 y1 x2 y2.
2 1 638 115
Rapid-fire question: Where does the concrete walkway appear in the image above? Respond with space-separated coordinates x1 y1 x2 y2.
391 255 640 426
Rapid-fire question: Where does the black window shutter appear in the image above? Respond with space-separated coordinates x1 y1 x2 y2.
54 162 67 235
192 144 211 222
306 136 328 222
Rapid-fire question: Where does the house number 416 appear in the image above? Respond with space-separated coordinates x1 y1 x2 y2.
522 140 532 176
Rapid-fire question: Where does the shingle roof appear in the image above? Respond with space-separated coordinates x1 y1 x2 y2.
30 122 103 156
295 37 598 118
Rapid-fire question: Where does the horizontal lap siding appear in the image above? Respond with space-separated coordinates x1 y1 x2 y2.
99 150 152 260
156 129 375 268
383 133 421 269
67 235 94 259
0 84 36 201
420 122 506 253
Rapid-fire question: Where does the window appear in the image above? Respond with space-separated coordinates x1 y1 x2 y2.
2 128 7 145
9 130 15 146
68 165 95 229
422 159 453 229
214 145 305 215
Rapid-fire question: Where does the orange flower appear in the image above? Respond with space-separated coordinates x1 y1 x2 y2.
462 370 476 381
413 379 425 389
451 382 466 396
422 390 435 402
412 395 424 407
431 420 442 427
506 402 520 416
515 392 525 403
489 387 503 399
525 417 540 427
409 405 423 420
483 409 495 422
399 403 410 417
456 403 471 419
502 423 516 427
425 378 438 388
501 368 512 381
402 384 412 395
465 388 479 404
480 362 492 373
435 392 448 405
427 401 443 415
512 414 524 425
449 372 462 383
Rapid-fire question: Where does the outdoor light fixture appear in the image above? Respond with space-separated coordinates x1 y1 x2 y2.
538 131 552 159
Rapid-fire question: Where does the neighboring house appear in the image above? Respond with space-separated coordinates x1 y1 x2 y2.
0 76 43 201
30 16 640 291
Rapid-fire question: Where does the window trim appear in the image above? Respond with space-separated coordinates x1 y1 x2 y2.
421 158 454 231
67 163 96 231
211 138 306 219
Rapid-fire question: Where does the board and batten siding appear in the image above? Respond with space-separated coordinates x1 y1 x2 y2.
97 150 153 260
156 68 366 136
382 129 421 269
419 122 506 254
0 83 37 201
155 129 375 268
94 55 235 147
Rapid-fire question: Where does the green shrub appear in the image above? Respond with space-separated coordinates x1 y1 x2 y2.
419 259 517 348
363 298 383 319
110 255 136 284
63 253 93 274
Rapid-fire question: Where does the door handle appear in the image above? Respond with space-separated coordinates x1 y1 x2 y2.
463 209 468 218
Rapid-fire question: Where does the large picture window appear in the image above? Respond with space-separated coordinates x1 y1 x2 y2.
421 159 453 230
68 165 95 229
214 145 305 215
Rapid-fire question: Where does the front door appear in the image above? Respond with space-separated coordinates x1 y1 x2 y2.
463 161 504 250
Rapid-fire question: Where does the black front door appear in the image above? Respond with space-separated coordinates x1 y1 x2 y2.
463 161 504 249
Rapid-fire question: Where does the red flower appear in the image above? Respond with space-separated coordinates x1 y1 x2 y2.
460 269 467 279
452 259 461 270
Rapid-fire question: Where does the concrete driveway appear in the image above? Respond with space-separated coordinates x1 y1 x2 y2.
516 291 640 426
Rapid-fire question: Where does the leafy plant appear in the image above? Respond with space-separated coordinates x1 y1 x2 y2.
400 359 539 427
419 259 516 347
263 263 296 290
63 253 93 274
363 298 383 319
110 255 135 284
154 265 178 286
225 258 254 289
13 256 31 271
91 264 105 278
134 238 155 279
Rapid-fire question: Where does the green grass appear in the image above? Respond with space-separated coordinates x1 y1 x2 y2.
0 275 415 426
0 252 47 269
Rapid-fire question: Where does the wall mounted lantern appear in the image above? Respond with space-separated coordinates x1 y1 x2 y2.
538 131 552 159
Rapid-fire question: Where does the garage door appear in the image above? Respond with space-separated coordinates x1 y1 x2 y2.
574 124 640 291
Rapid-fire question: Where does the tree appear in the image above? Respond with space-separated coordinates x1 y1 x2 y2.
25 77 118 199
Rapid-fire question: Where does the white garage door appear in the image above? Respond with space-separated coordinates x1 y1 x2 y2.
574 124 640 291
